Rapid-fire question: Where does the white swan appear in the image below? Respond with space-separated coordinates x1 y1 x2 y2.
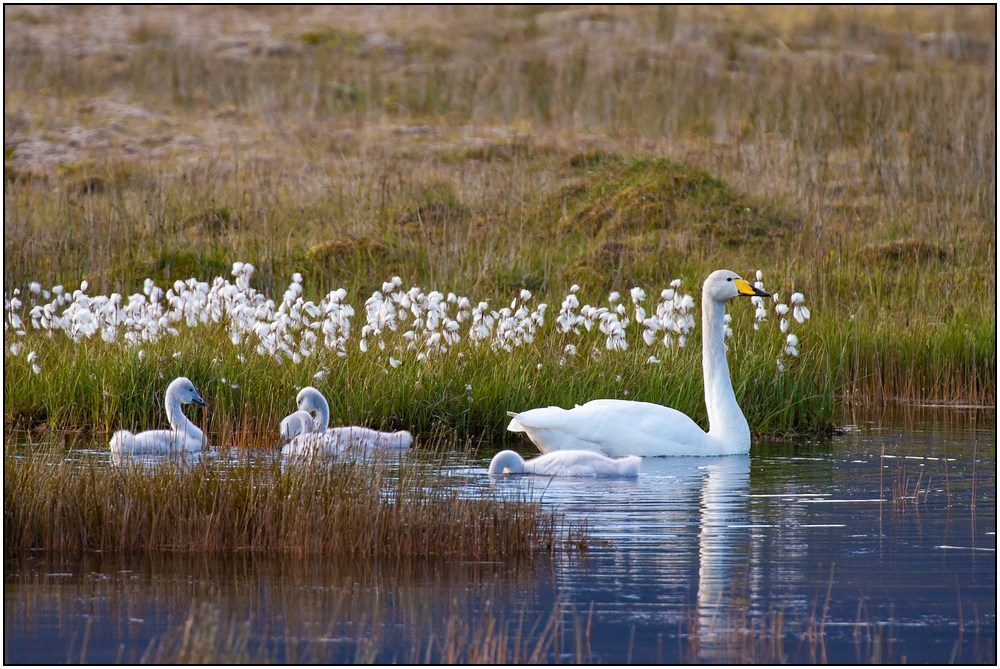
280 408 394 458
109 376 206 455
507 270 770 457
286 386 413 457
488 449 641 477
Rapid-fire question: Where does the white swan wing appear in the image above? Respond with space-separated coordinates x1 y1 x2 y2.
282 431 342 459
327 427 413 452
509 399 715 457
110 428 202 455
527 450 641 477
282 427 412 460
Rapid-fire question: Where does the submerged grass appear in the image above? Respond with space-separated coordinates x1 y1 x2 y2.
52 572 994 664
97 598 590 664
4 440 567 559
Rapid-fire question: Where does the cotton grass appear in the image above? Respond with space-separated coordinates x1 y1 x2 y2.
4 264 807 380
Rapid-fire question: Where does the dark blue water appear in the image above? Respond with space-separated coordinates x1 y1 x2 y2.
4 411 996 663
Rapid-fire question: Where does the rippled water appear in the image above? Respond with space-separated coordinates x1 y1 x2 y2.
4 410 996 664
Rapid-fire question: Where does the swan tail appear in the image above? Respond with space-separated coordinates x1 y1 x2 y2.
504 406 570 430
109 430 135 454
505 411 527 433
372 430 413 450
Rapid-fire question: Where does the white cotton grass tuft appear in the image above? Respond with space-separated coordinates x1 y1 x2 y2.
793 303 811 324
3 267 810 376
784 333 800 357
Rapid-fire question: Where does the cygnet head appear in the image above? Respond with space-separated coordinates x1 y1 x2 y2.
279 410 316 441
169 376 206 406
703 269 770 303
488 450 525 477
296 386 325 412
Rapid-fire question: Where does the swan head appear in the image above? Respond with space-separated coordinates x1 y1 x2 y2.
704 269 770 303
488 450 525 477
279 410 316 440
168 376 206 406
296 386 330 431
296 386 325 413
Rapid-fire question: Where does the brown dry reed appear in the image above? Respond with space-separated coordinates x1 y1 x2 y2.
4 441 568 559
131 599 589 664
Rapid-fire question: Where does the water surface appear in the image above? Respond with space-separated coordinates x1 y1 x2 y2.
4 410 995 663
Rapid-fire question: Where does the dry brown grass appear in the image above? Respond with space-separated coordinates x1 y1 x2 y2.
4 441 569 559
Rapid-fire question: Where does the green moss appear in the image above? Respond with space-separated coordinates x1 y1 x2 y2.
135 247 231 285
299 28 365 54
552 157 800 244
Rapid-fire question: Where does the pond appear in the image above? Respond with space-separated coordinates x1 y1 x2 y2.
4 408 996 664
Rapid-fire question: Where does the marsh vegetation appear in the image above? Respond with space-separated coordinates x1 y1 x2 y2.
3 7 996 664
5 439 566 559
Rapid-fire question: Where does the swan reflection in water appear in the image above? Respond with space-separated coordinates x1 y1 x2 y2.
693 455 751 662
110 448 203 468
489 453 751 661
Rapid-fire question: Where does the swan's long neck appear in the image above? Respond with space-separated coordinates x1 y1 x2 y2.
311 392 330 431
165 387 203 442
490 451 525 476
701 293 750 451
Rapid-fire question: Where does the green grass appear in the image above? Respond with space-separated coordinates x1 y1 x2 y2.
3 279 835 438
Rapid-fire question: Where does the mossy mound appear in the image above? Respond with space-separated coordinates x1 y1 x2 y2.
860 238 947 264
393 181 470 230
541 157 801 287
307 236 392 264
553 157 799 243
133 248 231 285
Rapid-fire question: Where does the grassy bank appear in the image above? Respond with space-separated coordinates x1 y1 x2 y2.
4 6 995 439
3 263 833 437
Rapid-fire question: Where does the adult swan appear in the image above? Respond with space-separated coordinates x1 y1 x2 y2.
110 376 206 455
507 270 770 457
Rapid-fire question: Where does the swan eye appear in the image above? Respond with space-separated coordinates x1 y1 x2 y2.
727 277 732 282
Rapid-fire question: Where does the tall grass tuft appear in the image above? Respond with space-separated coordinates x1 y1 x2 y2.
4 441 567 559
133 598 591 664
